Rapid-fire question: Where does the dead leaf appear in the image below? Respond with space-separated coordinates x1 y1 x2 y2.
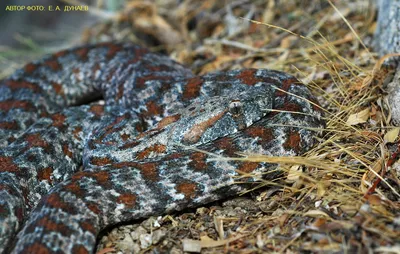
317 182 327 198
360 159 383 193
367 194 382 205
346 108 370 125
384 127 400 143
360 131 382 142
182 234 244 253
214 217 224 240
304 210 330 218
182 239 202 253
287 165 302 182
312 218 327 228
278 213 289 227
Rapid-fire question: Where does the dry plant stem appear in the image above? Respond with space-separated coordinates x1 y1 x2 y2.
365 142 400 199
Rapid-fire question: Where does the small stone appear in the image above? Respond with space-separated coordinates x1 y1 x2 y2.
256 234 264 249
132 243 141 253
182 239 202 253
271 208 284 216
170 246 184 254
196 207 209 215
152 229 167 245
360 203 371 212
139 233 152 249
142 217 156 230
116 233 135 252
130 226 147 241
153 216 163 228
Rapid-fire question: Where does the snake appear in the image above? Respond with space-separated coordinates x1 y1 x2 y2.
0 42 324 253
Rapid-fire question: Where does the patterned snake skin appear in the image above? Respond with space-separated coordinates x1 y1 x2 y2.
0 42 324 253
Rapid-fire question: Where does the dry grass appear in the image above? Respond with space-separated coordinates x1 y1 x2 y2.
224 3 400 252
1 0 399 253
93 0 398 252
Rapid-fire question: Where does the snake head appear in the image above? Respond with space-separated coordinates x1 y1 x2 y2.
170 86 274 146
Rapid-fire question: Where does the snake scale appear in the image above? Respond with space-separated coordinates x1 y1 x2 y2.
0 42 324 253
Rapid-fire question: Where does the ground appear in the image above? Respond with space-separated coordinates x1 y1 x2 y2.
1 0 399 253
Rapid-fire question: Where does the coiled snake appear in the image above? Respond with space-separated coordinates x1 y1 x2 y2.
0 43 324 253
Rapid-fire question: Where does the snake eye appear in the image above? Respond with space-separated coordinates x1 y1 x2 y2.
229 100 242 116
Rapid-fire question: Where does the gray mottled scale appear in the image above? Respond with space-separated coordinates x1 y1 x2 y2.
0 43 324 254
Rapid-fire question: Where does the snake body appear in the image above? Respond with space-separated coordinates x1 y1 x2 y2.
0 42 324 253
